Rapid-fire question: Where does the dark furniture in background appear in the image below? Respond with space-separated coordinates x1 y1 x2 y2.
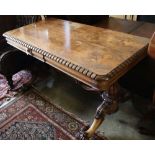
137 15 155 23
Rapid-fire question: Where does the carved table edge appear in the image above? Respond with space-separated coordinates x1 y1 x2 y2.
3 33 148 91
96 44 148 89
3 34 98 78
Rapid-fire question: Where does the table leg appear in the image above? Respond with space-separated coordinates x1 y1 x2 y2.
79 83 119 139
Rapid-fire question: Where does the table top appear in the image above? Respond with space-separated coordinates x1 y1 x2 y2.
3 18 149 90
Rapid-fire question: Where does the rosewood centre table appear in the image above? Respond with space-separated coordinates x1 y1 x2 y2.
3 18 149 139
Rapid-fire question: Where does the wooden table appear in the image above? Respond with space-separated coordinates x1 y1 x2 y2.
3 18 149 139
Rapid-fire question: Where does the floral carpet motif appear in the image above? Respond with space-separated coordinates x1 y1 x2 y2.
0 89 106 140
0 121 55 140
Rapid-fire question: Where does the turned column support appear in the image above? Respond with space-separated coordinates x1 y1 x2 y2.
84 91 113 139
79 82 119 139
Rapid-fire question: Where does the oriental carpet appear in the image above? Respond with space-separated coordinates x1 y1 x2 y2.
0 88 106 140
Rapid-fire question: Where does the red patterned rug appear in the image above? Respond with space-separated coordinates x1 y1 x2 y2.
0 89 106 140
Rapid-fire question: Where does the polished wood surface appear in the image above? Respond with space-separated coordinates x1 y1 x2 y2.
3 18 149 90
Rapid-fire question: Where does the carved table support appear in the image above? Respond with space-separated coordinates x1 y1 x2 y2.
79 83 119 139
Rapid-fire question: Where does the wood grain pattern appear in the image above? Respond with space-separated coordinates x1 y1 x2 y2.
3 18 149 90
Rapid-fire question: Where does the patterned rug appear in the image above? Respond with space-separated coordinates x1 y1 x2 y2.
0 89 106 140
0 70 33 106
